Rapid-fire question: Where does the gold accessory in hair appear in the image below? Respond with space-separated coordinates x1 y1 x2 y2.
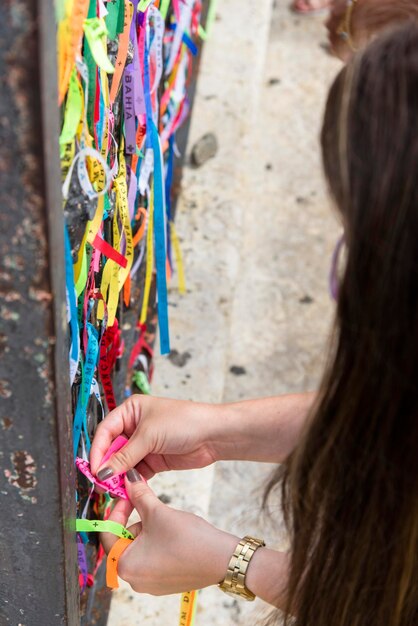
336 0 359 52
218 535 266 601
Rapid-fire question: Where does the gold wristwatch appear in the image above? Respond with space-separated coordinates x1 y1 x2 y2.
218 535 266 601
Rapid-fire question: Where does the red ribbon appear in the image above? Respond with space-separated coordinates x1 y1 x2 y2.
92 233 128 268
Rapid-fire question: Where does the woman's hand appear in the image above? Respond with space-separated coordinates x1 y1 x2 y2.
326 0 418 62
101 471 239 595
90 396 221 480
326 0 355 62
102 472 290 605
90 393 315 480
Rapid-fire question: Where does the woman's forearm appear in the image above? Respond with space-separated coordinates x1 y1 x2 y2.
209 392 316 464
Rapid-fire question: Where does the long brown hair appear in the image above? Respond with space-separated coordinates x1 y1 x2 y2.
267 22 418 626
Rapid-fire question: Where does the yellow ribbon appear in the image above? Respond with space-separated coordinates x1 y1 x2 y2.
86 195 105 245
179 591 197 626
100 67 110 161
60 140 75 184
74 229 89 298
58 0 90 104
73 170 104 297
59 68 83 152
169 221 186 295
140 183 155 325
98 148 133 326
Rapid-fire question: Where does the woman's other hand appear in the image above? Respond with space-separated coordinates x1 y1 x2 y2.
101 471 239 595
90 393 316 480
326 0 356 62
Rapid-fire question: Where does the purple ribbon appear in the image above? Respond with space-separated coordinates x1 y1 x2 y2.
133 24 146 116
128 167 138 220
123 68 137 154
77 534 88 592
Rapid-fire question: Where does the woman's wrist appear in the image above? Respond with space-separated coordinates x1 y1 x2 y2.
206 402 251 462
245 547 289 609
204 528 241 587
208 529 289 609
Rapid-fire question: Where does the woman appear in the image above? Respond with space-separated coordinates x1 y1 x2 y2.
91 22 418 624
327 0 418 61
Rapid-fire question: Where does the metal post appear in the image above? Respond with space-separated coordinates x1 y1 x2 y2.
0 1 210 624
0 1 79 624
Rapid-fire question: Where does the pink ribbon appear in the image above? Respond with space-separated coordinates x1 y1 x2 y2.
76 435 129 499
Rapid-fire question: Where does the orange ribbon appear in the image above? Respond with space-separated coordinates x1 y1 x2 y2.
106 537 133 589
109 0 132 106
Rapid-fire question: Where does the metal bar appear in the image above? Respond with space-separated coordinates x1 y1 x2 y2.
0 1 79 624
0 1 209 624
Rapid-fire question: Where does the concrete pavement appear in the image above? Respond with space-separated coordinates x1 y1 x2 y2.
109 1 340 623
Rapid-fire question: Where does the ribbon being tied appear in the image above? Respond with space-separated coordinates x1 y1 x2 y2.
76 435 129 499
76 433 197 622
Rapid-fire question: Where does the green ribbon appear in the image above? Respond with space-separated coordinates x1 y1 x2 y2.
138 0 155 12
59 69 83 152
76 519 134 540
199 0 218 40
83 0 98 133
54 0 66 22
106 0 121 40
160 0 171 21
117 0 126 34
84 18 115 74
132 371 151 395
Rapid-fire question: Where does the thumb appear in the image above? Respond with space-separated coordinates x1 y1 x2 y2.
96 433 148 482
125 469 161 523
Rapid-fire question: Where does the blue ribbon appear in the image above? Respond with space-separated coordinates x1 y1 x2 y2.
96 72 105 151
73 323 99 457
165 135 175 268
143 24 170 355
64 225 80 368
182 32 198 56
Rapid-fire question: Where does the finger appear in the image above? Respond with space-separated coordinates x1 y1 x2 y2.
109 496 134 524
127 521 142 538
125 470 161 524
95 429 154 482
100 498 134 554
136 458 157 481
90 397 142 474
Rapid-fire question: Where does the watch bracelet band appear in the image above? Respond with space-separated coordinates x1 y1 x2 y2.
219 535 266 601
